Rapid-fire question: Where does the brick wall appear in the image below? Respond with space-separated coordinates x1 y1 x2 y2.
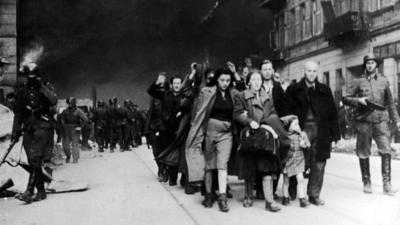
0 0 16 98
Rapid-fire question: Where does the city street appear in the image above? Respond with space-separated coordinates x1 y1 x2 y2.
1 143 400 225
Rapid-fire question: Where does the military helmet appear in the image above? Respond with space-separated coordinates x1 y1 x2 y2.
97 100 105 107
124 99 130 106
363 53 380 68
66 97 76 106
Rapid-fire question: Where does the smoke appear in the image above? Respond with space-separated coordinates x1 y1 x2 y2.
19 0 272 108
20 42 44 71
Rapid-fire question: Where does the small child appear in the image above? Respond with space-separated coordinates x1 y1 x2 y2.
282 116 311 207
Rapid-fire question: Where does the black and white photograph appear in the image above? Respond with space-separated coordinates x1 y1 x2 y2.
1 0 400 224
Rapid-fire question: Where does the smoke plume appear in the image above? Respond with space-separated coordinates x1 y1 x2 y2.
19 0 272 108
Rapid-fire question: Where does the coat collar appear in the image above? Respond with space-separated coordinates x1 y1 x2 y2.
243 88 270 103
296 78 327 94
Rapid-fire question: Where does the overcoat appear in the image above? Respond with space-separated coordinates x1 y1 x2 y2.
185 85 238 182
286 78 340 161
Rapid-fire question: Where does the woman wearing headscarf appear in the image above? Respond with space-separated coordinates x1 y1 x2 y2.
233 70 287 212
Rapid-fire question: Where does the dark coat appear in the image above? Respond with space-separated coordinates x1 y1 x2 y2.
286 78 340 161
147 82 183 133
271 81 290 117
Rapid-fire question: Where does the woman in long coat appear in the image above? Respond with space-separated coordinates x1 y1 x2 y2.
233 71 285 212
185 68 239 212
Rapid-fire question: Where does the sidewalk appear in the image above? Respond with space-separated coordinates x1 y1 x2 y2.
1 143 399 225
135 146 400 225
0 147 197 225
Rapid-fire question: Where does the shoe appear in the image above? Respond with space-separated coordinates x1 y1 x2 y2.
184 184 198 195
243 197 253 208
359 158 372 194
65 157 70 164
180 175 186 187
299 198 310 208
282 197 290 206
33 191 47 202
169 180 177 186
16 190 34 203
309 196 325 206
33 170 47 202
218 194 229 212
265 201 281 212
382 154 398 196
16 169 37 204
202 193 214 208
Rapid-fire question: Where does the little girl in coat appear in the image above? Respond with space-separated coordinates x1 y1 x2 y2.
281 115 310 207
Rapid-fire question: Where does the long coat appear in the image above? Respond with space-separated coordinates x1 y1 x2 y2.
286 78 340 161
185 86 238 182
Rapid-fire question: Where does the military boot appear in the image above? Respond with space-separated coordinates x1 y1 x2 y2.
33 169 47 202
359 158 372 193
16 169 36 204
382 154 398 196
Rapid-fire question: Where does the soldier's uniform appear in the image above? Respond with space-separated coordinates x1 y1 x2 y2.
12 65 58 203
60 98 88 163
343 53 399 195
93 101 108 152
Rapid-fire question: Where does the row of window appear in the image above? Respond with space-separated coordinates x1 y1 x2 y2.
272 0 398 50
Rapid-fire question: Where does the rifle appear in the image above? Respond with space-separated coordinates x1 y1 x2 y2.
355 99 386 120
0 138 19 168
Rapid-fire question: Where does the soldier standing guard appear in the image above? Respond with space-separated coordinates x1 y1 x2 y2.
12 63 58 203
343 53 400 195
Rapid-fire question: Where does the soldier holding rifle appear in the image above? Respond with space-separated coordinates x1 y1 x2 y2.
343 53 400 195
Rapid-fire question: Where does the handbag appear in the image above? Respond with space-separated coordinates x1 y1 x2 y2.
239 125 279 155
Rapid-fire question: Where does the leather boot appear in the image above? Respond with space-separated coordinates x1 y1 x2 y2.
202 193 214 208
382 154 397 196
359 158 372 193
33 169 47 202
16 168 36 204
217 194 229 212
168 167 178 186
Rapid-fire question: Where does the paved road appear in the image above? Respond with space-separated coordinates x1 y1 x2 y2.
1 144 400 225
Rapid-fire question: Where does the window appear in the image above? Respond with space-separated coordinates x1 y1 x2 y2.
284 11 290 47
279 14 284 48
304 1 312 39
300 3 306 41
314 0 323 35
295 6 302 43
368 0 396 11
290 8 296 45
323 71 330 86
336 69 345 93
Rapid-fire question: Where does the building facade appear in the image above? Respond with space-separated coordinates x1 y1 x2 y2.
0 0 17 101
260 0 400 104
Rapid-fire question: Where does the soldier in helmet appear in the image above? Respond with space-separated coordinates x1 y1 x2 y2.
60 97 88 163
12 63 58 203
343 53 400 195
93 100 108 152
122 99 134 150
108 97 119 152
